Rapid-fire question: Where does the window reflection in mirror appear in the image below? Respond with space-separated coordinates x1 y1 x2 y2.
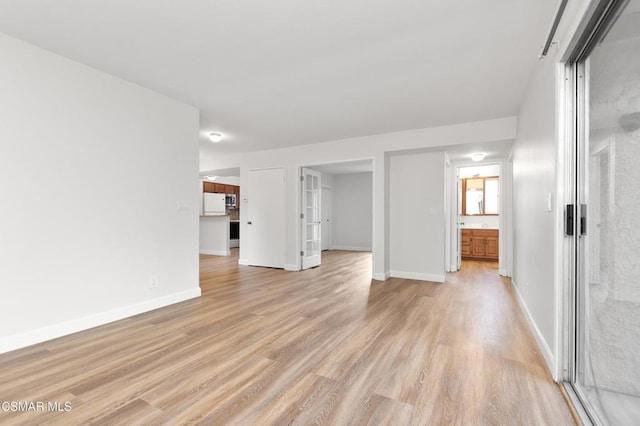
462 177 499 215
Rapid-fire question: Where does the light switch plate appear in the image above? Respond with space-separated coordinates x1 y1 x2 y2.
547 193 552 212
176 200 191 211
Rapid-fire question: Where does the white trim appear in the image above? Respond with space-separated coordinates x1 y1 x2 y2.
199 249 230 256
238 258 249 266
512 279 556 377
499 268 508 277
331 246 372 252
372 271 390 281
390 271 446 283
444 153 452 272
0 288 201 355
284 263 300 271
555 60 574 383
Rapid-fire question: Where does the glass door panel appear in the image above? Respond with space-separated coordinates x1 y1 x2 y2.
574 1 640 424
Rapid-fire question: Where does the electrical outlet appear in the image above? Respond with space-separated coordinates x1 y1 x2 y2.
149 276 158 288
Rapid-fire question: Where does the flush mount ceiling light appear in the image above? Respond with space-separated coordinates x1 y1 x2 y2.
209 132 223 143
206 175 217 181
470 153 486 162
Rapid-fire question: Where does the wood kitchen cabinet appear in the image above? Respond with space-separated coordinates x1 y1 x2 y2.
202 182 240 197
461 229 498 261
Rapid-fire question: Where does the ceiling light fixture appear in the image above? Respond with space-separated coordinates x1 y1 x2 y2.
470 153 486 162
206 175 217 181
209 132 223 143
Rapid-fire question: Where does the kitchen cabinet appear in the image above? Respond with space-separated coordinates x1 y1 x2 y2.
203 182 240 194
461 229 498 261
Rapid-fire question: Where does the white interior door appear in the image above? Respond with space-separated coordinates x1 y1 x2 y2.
247 168 285 268
301 168 321 269
321 187 331 251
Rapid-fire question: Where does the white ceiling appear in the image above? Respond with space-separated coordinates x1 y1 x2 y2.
0 1 557 154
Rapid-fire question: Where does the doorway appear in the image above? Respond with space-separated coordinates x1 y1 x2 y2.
447 160 510 276
457 164 500 270
298 159 374 271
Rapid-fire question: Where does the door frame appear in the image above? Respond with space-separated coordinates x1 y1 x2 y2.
297 158 375 272
321 187 332 251
446 159 512 277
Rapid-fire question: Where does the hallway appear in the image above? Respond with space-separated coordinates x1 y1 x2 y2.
0 251 573 424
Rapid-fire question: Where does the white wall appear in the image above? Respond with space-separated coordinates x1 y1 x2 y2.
389 152 446 282
510 0 594 379
512 51 558 373
459 164 500 178
207 176 240 186
331 173 372 251
199 217 230 256
320 172 333 189
201 117 517 278
0 33 200 353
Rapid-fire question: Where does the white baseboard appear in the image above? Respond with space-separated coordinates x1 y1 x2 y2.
284 264 300 272
389 271 446 283
331 246 372 252
200 249 230 256
0 287 201 355
499 268 509 277
238 258 249 266
372 271 390 281
511 279 555 376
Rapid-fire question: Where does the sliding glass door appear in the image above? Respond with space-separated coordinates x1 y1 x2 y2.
570 0 640 424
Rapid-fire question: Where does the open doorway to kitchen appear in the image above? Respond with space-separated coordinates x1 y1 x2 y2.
298 159 374 272
198 167 241 258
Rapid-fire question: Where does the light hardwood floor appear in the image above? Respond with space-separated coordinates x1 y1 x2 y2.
0 250 574 425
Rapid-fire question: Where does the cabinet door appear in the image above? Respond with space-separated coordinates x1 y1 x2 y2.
213 183 225 193
461 243 472 256
233 185 240 202
472 237 486 257
485 236 499 259
461 230 472 257
203 182 216 193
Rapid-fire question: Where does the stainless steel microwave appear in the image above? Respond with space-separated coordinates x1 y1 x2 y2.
225 193 236 207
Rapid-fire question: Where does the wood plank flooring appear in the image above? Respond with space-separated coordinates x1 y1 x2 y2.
0 250 575 425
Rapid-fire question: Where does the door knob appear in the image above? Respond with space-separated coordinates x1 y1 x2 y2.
247 221 252 225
